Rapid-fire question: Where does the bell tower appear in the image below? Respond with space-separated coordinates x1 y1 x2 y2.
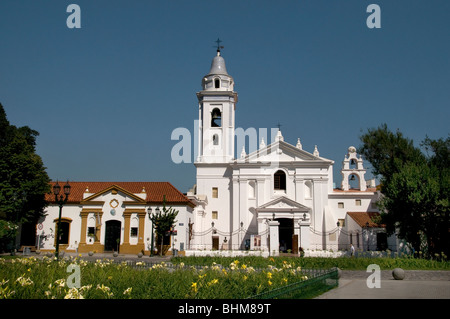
196 41 238 163
341 146 367 191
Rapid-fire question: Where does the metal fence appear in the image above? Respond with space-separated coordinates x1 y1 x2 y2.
247 267 339 299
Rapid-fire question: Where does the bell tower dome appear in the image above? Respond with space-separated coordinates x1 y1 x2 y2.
196 41 238 163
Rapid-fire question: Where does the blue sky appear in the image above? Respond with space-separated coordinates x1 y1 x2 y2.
1 0 449 193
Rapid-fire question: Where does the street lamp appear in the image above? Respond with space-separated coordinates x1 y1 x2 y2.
148 207 153 256
365 221 370 251
148 207 160 256
53 180 70 260
298 213 307 255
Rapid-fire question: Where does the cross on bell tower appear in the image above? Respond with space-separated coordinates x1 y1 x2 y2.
215 38 224 52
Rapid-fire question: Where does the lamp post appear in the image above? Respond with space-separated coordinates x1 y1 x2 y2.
53 181 71 261
148 207 153 256
148 207 160 257
336 220 341 251
298 213 307 254
365 221 370 251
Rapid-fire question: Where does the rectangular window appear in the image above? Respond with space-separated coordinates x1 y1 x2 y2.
87 227 95 237
338 202 344 209
212 211 218 219
130 227 138 237
212 187 218 198
355 199 362 206
338 219 345 227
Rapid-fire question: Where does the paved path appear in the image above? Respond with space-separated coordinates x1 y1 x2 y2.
316 270 450 299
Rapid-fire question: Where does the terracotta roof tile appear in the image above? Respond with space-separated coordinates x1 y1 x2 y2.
347 212 384 228
46 181 195 207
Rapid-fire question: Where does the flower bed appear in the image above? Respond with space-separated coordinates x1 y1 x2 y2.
0 256 318 299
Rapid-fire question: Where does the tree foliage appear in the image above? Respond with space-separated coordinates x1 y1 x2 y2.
0 103 50 250
358 124 449 258
148 195 179 256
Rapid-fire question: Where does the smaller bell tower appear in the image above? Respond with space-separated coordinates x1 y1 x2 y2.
341 146 367 191
196 42 238 163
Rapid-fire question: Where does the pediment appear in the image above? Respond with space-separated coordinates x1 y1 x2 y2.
256 196 310 212
82 184 146 203
242 140 333 164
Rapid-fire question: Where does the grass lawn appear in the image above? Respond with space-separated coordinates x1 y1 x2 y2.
172 255 450 270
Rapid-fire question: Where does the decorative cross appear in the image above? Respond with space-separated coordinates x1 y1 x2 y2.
215 38 224 51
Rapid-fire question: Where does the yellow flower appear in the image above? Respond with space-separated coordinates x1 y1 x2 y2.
191 282 198 293
266 272 272 279
123 287 132 295
268 280 272 286
282 277 288 284
241 264 247 269
243 275 248 281
207 279 219 286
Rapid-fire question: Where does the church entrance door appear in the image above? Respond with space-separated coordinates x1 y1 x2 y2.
212 236 219 250
277 218 293 252
104 220 121 252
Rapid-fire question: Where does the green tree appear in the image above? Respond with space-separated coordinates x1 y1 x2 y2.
0 103 50 252
358 124 449 258
148 195 179 256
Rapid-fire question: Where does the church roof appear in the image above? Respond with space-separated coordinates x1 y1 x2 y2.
46 181 195 207
347 212 385 228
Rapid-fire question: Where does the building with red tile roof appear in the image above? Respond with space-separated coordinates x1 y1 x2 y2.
36 181 195 255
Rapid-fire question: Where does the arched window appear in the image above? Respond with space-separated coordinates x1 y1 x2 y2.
211 108 222 127
213 134 219 145
350 159 357 169
274 170 286 190
349 174 360 190
214 78 220 89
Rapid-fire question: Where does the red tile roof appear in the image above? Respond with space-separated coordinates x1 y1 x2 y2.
46 181 195 207
347 212 385 228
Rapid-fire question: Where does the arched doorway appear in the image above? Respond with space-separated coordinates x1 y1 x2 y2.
277 218 293 252
104 220 121 252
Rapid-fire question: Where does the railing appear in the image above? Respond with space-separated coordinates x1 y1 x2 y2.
247 267 339 299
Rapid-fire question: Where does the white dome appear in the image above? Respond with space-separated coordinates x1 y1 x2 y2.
208 51 228 75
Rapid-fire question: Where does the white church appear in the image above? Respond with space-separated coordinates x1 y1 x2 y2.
185 46 399 256
26 46 400 257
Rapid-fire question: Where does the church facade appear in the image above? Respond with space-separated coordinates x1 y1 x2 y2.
186 48 398 255
22 47 400 257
